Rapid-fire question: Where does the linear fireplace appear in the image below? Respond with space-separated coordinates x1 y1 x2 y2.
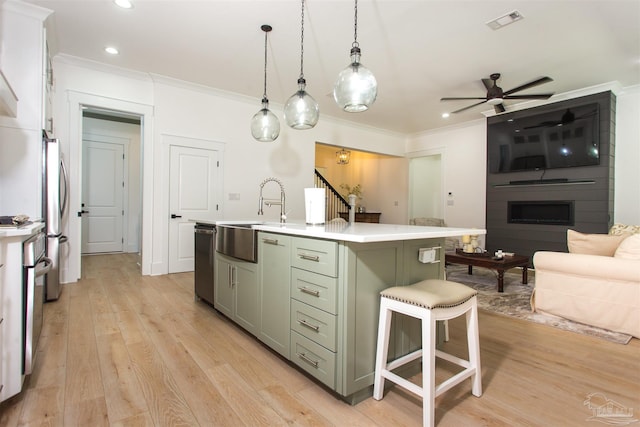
508 201 574 226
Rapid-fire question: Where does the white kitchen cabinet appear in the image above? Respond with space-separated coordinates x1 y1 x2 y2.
0 70 18 117
0 0 52 219
0 244 5 396
0 222 45 402
42 31 54 134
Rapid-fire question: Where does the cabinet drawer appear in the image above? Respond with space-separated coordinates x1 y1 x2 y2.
291 299 337 351
291 267 337 314
290 331 336 389
291 237 337 277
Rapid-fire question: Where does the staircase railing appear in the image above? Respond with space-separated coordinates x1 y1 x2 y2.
314 169 351 222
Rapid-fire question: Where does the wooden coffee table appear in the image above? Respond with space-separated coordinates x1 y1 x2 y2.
445 251 530 292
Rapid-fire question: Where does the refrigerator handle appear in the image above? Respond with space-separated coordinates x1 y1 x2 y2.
60 159 69 217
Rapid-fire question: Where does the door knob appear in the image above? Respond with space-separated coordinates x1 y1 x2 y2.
77 210 89 217
171 214 182 219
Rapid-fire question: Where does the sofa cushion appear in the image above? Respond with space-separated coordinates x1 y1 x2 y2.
609 223 640 235
614 234 640 260
567 229 630 256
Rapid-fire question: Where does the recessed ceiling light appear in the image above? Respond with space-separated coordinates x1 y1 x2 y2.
442 113 450 118
105 46 119 55
486 10 523 30
114 0 133 9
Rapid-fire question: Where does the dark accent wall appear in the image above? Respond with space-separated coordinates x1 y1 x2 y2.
485 91 615 263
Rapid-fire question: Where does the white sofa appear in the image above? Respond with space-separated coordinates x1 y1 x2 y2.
532 225 640 339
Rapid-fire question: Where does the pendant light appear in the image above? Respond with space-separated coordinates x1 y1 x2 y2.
333 0 377 112
251 25 280 142
284 0 319 129
336 148 350 165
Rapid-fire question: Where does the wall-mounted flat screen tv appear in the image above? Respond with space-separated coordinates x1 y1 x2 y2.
487 102 600 173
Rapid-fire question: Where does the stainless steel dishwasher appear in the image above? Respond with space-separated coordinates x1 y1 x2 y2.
194 223 216 305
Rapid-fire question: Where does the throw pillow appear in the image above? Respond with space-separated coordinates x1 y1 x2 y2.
609 223 640 235
567 229 630 256
614 234 640 260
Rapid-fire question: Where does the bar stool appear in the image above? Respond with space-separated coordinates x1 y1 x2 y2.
373 279 482 427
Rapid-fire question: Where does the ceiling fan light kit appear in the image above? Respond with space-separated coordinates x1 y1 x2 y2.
441 72 554 115
333 0 378 113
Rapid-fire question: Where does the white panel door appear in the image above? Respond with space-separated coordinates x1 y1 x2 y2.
169 145 220 273
81 140 125 254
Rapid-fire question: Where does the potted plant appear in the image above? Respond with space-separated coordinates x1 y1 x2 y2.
340 184 364 211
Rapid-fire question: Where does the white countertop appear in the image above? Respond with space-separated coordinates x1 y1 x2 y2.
0 221 44 239
194 219 485 243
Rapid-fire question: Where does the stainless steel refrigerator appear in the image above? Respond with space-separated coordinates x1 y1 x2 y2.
43 131 68 301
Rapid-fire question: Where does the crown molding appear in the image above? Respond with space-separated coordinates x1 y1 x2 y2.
3 0 52 20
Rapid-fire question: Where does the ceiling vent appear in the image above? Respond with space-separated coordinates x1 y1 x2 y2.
486 10 523 30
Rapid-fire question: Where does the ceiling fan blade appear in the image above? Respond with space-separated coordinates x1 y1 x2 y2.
441 97 487 101
494 103 506 114
503 77 553 96
503 94 554 100
450 100 487 114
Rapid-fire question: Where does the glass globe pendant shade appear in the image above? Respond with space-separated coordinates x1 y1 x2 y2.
333 47 377 112
251 98 280 142
284 78 319 130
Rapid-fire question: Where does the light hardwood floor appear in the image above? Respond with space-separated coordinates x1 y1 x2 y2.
1 253 638 426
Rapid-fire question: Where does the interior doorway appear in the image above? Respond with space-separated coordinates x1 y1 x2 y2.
81 111 141 257
409 154 443 221
67 91 154 282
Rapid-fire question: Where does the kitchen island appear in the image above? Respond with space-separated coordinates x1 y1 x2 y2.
198 220 485 403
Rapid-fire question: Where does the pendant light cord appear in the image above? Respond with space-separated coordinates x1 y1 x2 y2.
352 0 359 48
262 28 268 99
299 0 305 80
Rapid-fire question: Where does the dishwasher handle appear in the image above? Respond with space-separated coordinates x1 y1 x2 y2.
195 228 215 235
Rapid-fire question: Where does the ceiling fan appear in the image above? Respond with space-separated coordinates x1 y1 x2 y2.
441 73 554 114
524 107 597 129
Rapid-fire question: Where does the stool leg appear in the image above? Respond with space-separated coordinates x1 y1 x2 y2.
466 298 482 397
422 310 436 427
373 298 393 400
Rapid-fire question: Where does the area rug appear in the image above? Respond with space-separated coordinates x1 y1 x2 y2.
445 265 632 344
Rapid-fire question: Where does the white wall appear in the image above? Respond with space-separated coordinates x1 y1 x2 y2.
614 86 640 224
52 56 406 281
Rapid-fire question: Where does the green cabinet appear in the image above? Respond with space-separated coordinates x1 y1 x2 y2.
289 236 339 387
339 238 444 400
214 253 259 336
216 231 445 404
258 232 291 358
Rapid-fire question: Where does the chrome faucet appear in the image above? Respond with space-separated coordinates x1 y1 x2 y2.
258 177 286 223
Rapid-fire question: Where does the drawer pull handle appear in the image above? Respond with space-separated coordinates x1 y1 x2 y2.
298 318 320 332
300 287 320 297
299 254 320 262
297 352 319 368
263 238 279 245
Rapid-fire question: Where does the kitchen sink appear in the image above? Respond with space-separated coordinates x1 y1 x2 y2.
216 224 259 263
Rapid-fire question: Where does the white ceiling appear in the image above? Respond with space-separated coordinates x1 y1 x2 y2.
26 0 640 135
